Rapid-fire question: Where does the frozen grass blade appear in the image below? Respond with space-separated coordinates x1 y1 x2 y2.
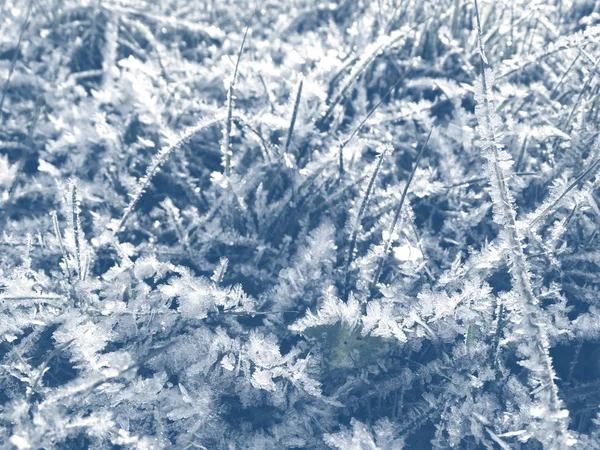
337 62 413 174
344 143 391 298
497 24 600 80
69 180 83 281
549 52 580 99
565 57 599 130
222 10 256 176
527 157 600 230
50 211 72 284
370 127 432 291
284 78 303 154
472 0 572 445
0 0 32 124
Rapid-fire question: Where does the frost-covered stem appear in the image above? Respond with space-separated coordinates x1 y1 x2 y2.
101 13 119 91
345 144 391 298
497 24 600 80
222 14 254 176
69 181 83 281
235 117 272 162
370 128 431 291
114 115 224 235
50 211 72 284
163 198 190 255
222 85 235 176
321 27 412 127
284 78 303 153
343 63 413 152
565 56 599 130
550 52 581 99
0 0 32 124
473 0 569 442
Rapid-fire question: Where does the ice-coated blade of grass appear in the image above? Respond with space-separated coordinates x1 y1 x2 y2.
68 180 83 281
222 10 256 177
370 127 432 291
320 26 414 129
472 0 572 445
564 57 599 131
497 24 600 80
113 114 224 236
527 157 600 231
50 211 72 284
344 143 391 298
0 0 32 124
284 78 303 154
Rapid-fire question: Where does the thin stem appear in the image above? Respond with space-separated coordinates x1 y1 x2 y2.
70 182 83 281
528 157 600 230
337 62 414 174
370 127 432 291
50 211 72 284
321 27 413 129
0 0 33 124
222 9 256 176
114 114 224 236
344 144 391 298
284 78 304 154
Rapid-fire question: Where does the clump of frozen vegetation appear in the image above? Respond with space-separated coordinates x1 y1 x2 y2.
1 0 600 448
